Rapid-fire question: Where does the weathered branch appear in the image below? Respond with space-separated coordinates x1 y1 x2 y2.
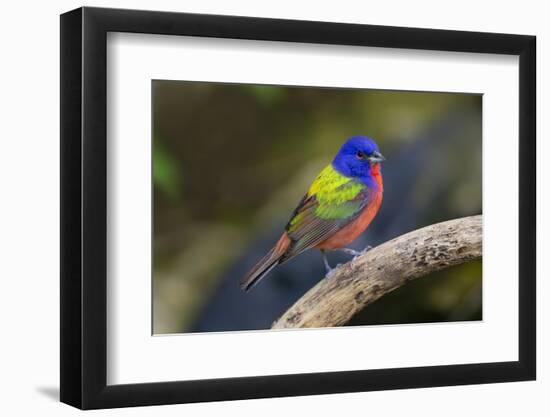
272 215 482 329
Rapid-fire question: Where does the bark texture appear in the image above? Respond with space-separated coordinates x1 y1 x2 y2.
272 215 482 329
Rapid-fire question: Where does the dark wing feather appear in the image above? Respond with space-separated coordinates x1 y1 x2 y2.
280 186 372 263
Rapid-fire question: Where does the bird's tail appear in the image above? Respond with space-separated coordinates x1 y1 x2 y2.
240 233 291 292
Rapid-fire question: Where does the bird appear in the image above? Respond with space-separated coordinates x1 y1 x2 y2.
240 135 385 292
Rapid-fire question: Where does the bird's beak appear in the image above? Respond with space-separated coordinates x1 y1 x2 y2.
369 151 386 163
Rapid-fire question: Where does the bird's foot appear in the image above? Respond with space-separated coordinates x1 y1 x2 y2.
361 245 373 253
321 250 333 274
338 248 362 257
337 246 372 260
325 263 343 278
321 250 345 277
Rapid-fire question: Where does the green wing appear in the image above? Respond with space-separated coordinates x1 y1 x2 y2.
280 165 370 262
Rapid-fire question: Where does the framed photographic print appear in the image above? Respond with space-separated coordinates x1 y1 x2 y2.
60 6 536 409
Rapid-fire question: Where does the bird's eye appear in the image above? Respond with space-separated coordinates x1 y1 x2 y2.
356 151 366 160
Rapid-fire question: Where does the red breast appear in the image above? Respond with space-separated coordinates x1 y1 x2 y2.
316 164 383 250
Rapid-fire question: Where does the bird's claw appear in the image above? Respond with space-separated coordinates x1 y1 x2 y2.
337 246 373 259
362 245 373 253
338 248 362 257
325 263 343 278
349 246 373 260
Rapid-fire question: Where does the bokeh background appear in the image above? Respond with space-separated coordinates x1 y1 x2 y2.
152 80 482 334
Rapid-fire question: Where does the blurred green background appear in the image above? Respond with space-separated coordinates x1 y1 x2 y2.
152 80 482 334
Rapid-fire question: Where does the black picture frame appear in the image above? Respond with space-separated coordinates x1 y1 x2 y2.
60 6 536 410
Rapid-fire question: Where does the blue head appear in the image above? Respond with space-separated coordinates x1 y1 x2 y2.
332 136 385 184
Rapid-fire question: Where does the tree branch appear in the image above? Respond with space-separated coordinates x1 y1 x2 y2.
272 215 482 329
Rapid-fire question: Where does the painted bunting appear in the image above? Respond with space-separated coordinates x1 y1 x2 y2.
240 136 385 291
